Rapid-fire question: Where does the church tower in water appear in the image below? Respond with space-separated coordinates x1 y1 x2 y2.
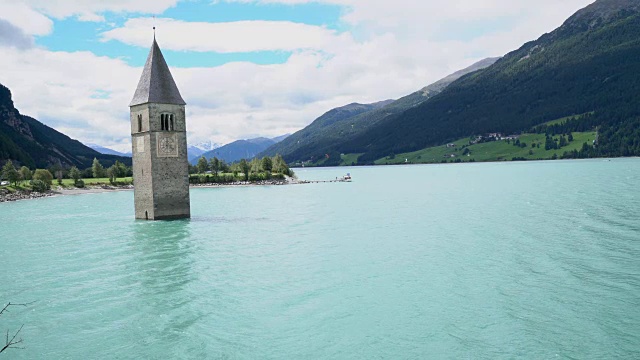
130 38 190 220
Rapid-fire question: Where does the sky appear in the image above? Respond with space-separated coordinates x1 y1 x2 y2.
0 0 595 152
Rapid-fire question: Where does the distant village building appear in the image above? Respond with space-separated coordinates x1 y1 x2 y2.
446 143 457 148
129 37 191 220
469 133 520 143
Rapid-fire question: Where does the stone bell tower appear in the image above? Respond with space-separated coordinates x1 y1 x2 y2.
130 37 190 220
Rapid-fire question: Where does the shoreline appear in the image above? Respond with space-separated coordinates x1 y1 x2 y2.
0 178 302 203
0 176 354 203
292 156 640 169
0 185 135 203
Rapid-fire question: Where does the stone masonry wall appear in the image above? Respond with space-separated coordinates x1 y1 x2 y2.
131 103 190 220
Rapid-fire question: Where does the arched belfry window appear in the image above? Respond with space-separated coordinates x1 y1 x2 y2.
160 113 174 131
137 114 142 132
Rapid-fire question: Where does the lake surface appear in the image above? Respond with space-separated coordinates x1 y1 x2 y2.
1 159 639 359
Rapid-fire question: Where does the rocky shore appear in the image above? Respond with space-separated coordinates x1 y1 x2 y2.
0 184 135 203
56 184 134 196
0 189 56 202
0 176 355 203
191 179 292 187
0 180 298 203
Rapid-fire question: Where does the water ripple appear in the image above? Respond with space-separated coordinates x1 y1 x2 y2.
1 160 639 358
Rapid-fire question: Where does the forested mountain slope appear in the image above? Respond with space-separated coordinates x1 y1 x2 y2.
0 83 131 168
348 0 640 162
261 58 498 162
259 100 393 160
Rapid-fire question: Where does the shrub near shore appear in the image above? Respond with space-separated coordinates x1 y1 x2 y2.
189 172 287 185
189 155 294 184
1 156 293 196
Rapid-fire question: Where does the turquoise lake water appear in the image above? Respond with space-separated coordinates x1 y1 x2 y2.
1 159 639 359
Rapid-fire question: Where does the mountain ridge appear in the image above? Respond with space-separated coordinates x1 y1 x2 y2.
193 135 289 164
347 0 640 162
259 57 499 162
0 83 131 168
88 144 131 157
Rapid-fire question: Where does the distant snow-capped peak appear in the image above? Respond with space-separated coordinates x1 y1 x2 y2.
192 141 221 151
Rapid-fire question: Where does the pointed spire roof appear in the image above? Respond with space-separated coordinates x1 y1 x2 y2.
130 39 186 107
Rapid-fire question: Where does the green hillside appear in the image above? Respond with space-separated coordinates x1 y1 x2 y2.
372 132 597 165
332 114 595 166
284 0 640 166
259 100 393 161
260 58 498 162
349 0 640 162
0 83 131 169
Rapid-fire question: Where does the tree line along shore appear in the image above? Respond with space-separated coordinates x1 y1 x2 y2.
0 154 296 202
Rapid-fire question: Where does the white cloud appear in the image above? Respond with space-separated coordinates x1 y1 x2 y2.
222 0 593 26
76 12 106 22
1 0 598 154
0 2 53 35
222 0 595 49
101 18 352 53
0 47 139 151
9 0 181 21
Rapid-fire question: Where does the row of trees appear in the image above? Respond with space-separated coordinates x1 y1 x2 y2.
190 155 293 183
1 160 32 186
1 160 56 191
3 154 294 189
91 158 130 184
531 114 596 136
544 134 574 151
533 111 640 158
193 156 231 176
1 158 132 191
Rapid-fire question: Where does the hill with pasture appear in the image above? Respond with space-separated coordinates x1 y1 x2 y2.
272 0 640 166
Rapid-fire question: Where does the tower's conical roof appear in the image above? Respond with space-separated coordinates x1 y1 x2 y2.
130 39 186 107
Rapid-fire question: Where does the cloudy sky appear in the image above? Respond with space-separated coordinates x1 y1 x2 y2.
0 0 594 152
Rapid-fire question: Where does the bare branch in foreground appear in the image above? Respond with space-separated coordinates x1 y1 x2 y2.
0 302 33 317
1 324 24 353
1 301 34 354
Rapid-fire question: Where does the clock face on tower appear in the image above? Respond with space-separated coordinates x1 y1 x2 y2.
156 133 178 157
160 137 175 154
